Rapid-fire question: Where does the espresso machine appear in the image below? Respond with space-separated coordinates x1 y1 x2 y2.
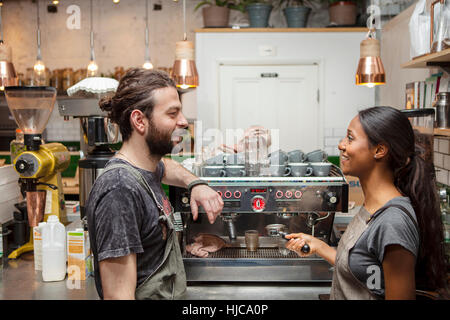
58 77 120 218
170 165 348 282
4 86 70 259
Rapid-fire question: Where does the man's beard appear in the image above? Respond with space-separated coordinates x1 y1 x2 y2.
145 120 174 157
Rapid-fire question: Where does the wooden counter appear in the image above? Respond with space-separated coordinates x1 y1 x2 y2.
195 27 369 33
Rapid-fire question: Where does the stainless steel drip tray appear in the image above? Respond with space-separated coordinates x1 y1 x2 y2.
183 248 334 282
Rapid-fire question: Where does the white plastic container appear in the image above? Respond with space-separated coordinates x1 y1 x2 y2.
42 215 66 282
33 222 46 271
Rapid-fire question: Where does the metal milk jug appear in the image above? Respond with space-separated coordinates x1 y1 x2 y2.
435 92 450 128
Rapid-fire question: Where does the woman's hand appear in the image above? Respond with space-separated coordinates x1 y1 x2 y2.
284 233 322 257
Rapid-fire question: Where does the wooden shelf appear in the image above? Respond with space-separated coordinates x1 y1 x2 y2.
434 128 450 137
401 48 450 69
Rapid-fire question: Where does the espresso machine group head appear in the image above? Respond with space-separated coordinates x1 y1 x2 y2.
4 86 70 259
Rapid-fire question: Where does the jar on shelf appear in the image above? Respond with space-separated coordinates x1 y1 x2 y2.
62 68 73 93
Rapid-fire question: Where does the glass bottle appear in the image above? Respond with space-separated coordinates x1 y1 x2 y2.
10 128 25 163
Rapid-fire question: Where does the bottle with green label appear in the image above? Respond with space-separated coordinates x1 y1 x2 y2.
10 128 25 163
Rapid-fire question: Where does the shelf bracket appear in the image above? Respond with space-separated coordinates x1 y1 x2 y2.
426 62 450 74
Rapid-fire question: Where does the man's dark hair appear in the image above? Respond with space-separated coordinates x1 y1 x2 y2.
99 68 177 141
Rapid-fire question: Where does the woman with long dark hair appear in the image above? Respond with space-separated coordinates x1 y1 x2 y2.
286 106 447 299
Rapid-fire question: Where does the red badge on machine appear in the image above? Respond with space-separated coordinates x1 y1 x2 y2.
162 197 172 216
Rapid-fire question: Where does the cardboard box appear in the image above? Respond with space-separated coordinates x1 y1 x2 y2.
67 229 93 281
345 175 364 207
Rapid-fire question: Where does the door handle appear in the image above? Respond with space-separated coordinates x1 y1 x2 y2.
260 73 278 78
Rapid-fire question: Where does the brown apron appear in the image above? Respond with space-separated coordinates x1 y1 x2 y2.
101 163 187 300
330 206 379 300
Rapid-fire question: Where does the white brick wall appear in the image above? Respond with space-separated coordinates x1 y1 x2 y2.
434 137 450 186
45 105 80 142
324 128 345 156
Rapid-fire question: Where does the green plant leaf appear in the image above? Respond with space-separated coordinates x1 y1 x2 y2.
194 0 213 11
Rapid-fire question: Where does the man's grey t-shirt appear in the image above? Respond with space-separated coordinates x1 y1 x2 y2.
348 196 420 298
86 158 172 299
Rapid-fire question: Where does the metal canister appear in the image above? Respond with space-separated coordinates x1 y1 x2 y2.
435 92 450 128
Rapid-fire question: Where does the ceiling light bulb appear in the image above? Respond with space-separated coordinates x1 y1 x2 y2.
33 59 45 74
143 60 154 70
113 0 120 3
52 0 59 5
87 60 98 77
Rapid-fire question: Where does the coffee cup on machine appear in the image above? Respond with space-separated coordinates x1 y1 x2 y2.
205 153 225 165
310 162 332 177
225 165 246 177
225 152 245 165
306 149 328 163
202 165 226 177
288 163 313 177
269 150 288 165
287 149 306 163
269 164 291 177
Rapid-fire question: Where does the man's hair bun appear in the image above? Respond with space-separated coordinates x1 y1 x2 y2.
99 96 114 113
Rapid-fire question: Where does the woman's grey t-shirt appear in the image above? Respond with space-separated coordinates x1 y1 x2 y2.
86 158 172 299
348 196 420 298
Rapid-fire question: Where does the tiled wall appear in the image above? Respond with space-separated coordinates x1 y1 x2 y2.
45 106 80 142
434 136 450 186
324 128 345 156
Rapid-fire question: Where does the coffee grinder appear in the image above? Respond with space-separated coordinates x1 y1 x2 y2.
4 86 70 259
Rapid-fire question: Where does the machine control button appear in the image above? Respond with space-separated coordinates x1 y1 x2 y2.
181 196 189 204
325 192 338 204
294 190 303 199
217 191 223 197
224 191 232 198
233 191 241 198
15 159 31 174
251 196 266 212
285 191 293 199
275 190 283 199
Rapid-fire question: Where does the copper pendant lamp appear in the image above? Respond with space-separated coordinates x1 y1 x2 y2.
355 29 385 88
0 2 18 90
171 0 198 91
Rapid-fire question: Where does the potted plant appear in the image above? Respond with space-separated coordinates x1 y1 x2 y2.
328 0 359 26
238 0 274 28
275 0 311 28
195 1 241 28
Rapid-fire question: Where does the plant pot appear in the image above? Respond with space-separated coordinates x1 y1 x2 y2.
329 1 357 26
246 3 273 28
202 5 230 28
283 6 311 28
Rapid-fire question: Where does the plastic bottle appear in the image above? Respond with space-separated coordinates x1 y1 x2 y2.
33 222 46 271
42 215 66 282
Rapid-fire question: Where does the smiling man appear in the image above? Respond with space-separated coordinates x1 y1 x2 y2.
85 69 223 300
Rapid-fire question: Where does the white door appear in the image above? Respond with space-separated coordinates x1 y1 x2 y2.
218 64 320 153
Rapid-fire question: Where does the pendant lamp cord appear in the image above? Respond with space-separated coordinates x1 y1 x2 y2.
36 0 42 59
90 0 95 61
0 5 3 43
145 0 150 60
183 0 187 41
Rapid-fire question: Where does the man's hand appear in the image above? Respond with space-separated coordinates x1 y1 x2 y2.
190 185 223 224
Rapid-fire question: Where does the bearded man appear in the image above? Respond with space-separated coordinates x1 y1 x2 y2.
86 69 223 300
